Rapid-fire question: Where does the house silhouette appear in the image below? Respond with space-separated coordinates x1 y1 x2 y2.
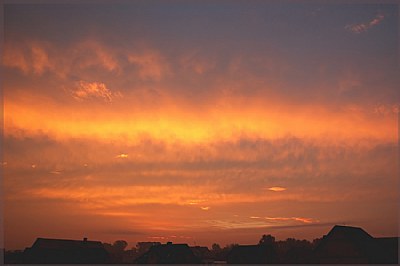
313 225 398 264
23 237 109 264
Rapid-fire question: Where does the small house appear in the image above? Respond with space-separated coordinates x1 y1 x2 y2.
23 237 109 264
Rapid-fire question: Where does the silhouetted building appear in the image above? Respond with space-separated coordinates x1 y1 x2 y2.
190 246 213 263
135 241 161 256
23 237 109 264
134 242 201 264
226 244 277 264
314 225 397 264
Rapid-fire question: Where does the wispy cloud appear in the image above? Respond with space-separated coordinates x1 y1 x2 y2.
180 50 216 75
373 103 400 116
128 50 170 81
147 235 193 240
75 39 119 72
116 153 129 159
264 217 317 224
187 199 206 205
3 38 168 81
267 187 287 192
345 12 385 34
3 40 54 75
49 170 62 175
206 216 319 230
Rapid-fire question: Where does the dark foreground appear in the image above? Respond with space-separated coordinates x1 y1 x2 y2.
4 225 399 264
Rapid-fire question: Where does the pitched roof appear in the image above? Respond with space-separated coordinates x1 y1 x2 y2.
24 237 109 263
32 237 104 249
314 225 388 263
314 225 374 250
328 225 373 240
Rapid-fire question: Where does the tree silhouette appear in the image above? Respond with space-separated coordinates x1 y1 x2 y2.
258 234 275 246
211 243 221 253
113 240 128 252
103 240 128 263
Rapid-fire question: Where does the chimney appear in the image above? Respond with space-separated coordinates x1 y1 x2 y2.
83 237 88 242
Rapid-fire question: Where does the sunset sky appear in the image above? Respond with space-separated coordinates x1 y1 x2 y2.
3 1 399 250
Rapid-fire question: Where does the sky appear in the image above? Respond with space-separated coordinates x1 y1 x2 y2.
2 1 399 250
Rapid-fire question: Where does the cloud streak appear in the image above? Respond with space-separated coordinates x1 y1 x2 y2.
264 217 317 224
267 187 287 192
345 12 385 34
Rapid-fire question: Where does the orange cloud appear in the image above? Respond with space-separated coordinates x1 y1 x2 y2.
3 44 30 74
207 216 319 230
71 81 121 102
75 39 119 72
206 219 270 229
293 217 315 224
180 50 216 75
267 187 287 192
49 170 62 175
147 235 193 240
4 37 174 83
10 181 383 213
264 217 317 224
373 103 400 116
3 40 54 75
128 50 170 80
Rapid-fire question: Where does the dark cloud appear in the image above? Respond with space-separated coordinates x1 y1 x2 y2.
4 4 398 107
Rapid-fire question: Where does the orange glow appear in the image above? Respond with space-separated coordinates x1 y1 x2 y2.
268 187 287 192
4 91 397 146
